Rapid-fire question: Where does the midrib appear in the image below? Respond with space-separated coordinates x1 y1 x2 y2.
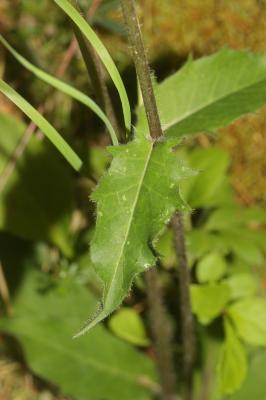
164 76 266 131
106 142 154 300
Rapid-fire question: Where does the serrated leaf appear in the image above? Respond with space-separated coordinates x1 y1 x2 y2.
190 283 230 324
53 0 131 133
137 49 266 139
229 298 266 346
76 136 190 335
0 80 82 171
0 269 156 400
109 308 150 347
196 252 227 283
0 35 118 145
217 318 247 395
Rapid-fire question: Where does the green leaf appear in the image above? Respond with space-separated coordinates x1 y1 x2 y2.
75 136 190 335
180 147 230 208
229 298 266 346
206 206 266 231
229 351 266 400
226 273 258 300
190 283 230 324
217 318 247 395
53 0 131 133
196 252 227 283
0 269 157 400
137 49 266 139
109 308 150 347
0 80 82 171
0 131 75 256
0 35 118 146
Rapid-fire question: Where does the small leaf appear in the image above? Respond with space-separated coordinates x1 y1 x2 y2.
0 80 82 171
229 298 266 346
53 0 131 133
109 308 150 347
0 35 118 145
226 273 258 300
217 318 247 395
190 283 230 324
196 252 227 283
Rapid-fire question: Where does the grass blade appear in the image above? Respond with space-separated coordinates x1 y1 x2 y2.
0 35 118 145
0 80 82 171
53 0 131 133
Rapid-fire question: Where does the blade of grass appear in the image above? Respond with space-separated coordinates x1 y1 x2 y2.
0 80 82 171
52 0 131 133
0 35 118 146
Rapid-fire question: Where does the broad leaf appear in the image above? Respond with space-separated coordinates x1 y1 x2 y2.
0 269 157 400
0 80 82 171
0 35 118 145
196 252 227 283
137 50 266 139
53 0 131 132
229 298 266 346
75 136 191 335
190 283 230 324
217 318 247 395
226 273 258 300
109 308 150 347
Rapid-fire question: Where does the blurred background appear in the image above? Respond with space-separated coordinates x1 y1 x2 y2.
0 1 265 399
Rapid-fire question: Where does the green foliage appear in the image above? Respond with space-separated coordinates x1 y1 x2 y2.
228 298 266 346
0 268 156 400
0 113 75 256
0 80 82 171
109 308 150 347
1 5 266 398
190 283 230 324
196 252 227 283
137 49 266 139
217 318 247 395
0 35 118 145
76 136 191 335
53 0 131 132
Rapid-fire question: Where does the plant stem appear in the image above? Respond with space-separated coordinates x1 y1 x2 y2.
172 211 196 400
121 0 162 140
121 1 177 399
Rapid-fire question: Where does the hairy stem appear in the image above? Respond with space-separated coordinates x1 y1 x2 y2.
121 0 162 140
121 1 177 399
173 211 196 400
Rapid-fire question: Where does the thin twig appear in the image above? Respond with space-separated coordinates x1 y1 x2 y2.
173 211 196 400
121 1 177 399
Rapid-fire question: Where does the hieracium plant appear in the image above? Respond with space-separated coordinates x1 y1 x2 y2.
1 0 266 399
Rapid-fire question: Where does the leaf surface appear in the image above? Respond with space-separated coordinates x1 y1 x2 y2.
76 136 190 335
137 50 266 139
228 298 266 346
217 318 247 395
0 269 157 400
